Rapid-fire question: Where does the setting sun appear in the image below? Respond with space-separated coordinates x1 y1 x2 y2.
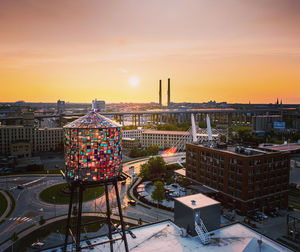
129 76 139 87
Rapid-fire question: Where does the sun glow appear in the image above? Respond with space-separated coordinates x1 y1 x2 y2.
129 76 139 87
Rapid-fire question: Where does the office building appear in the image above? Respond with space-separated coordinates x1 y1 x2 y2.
92 99 106 112
186 144 290 215
0 125 64 155
141 130 219 151
57 99 65 114
252 115 282 133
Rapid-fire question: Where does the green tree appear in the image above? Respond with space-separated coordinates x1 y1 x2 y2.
10 232 18 242
139 157 166 180
151 181 165 208
10 232 18 252
147 145 159 155
129 147 138 158
39 215 46 225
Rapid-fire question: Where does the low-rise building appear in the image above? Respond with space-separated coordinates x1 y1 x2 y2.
0 125 64 155
122 137 140 149
141 130 219 151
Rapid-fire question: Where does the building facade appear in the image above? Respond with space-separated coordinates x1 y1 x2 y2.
122 137 140 149
141 130 219 151
186 144 290 215
122 129 219 151
0 125 64 155
252 115 282 133
57 99 65 114
122 129 143 139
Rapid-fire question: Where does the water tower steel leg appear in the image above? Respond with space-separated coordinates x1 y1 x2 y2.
64 184 75 252
114 180 129 252
105 183 113 252
76 185 84 252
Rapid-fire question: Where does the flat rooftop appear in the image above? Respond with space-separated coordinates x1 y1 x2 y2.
43 221 292 252
260 143 300 152
191 144 271 157
174 193 220 209
143 130 218 137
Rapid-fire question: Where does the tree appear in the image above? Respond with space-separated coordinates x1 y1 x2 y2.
147 145 159 155
39 215 46 225
139 157 166 180
10 232 18 252
138 218 142 225
10 232 18 242
151 181 165 208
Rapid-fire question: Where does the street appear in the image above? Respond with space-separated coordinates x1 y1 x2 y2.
0 153 185 247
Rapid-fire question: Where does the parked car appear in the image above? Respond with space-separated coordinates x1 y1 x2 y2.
31 242 45 248
128 200 136 206
17 185 24 189
257 212 268 220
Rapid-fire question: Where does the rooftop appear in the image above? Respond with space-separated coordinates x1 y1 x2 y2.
259 143 300 153
189 144 274 157
174 193 220 209
64 111 121 129
43 221 292 252
143 130 218 137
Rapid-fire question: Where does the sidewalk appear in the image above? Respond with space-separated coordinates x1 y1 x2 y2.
0 212 142 251
0 190 12 222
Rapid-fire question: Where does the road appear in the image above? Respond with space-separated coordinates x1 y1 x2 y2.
0 152 185 245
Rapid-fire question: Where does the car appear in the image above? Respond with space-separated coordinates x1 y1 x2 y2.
31 242 45 248
17 185 24 189
128 200 136 206
171 184 178 188
257 212 268 220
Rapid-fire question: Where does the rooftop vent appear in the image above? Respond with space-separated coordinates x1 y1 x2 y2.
191 200 196 205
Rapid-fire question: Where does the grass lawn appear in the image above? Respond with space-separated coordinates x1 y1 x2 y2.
0 191 8 217
40 183 104 204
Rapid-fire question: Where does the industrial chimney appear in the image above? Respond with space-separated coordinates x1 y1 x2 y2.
167 78 170 107
159 80 162 107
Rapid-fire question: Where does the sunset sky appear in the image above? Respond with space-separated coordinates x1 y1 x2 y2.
0 0 299 104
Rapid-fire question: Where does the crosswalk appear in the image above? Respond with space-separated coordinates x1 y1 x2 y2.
8 216 33 223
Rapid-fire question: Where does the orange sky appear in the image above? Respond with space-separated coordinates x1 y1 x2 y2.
0 0 299 104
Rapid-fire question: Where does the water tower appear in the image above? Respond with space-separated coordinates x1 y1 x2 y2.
63 111 128 251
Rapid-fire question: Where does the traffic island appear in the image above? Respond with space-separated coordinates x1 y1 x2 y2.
39 183 104 204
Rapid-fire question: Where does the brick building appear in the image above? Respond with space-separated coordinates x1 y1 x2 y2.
186 143 290 215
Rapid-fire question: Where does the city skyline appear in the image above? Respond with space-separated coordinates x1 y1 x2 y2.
0 0 299 104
